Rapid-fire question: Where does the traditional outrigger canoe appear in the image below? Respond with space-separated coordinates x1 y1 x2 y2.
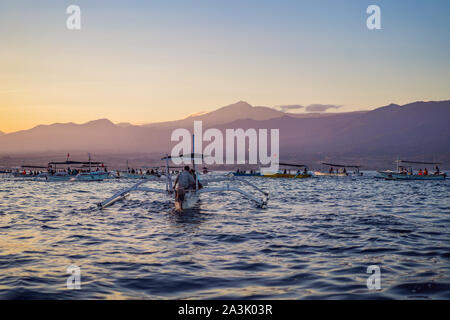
98 134 268 210
98 153 269 210
260 163 312 179
232 170 261 177
314 171 348 177
114 160 164 179
115 166 163 179
378 160 446 180
314 163 362 177
12 165 48 178
39 154 110 181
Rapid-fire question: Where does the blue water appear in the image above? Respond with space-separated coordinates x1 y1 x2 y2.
0 172 449 299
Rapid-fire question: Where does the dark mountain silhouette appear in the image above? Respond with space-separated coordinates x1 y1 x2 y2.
215 101 450 156
0 100 449 168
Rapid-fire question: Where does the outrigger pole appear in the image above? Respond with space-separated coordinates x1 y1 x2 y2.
97 179 167 209
192 134 199 191
164 154 173 192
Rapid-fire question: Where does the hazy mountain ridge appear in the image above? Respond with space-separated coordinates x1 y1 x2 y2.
143 101 288 129
142 101 365 128
0 100 449 167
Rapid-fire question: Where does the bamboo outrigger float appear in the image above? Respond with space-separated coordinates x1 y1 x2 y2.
378 160 446 180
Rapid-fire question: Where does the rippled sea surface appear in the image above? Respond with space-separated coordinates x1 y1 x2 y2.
0 172 449 299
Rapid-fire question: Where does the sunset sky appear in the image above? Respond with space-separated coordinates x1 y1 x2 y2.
0 0 449 133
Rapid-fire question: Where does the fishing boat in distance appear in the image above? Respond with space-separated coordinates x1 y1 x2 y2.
11 165 48 178
45 154 110 181
115 166 162 179
260 163 312 178
378 160 446 180
232 169 261 177
114 159 163 179
314 163 362 177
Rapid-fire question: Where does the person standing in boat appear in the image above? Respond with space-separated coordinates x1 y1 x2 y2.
435 165 440 175
173 166 196 205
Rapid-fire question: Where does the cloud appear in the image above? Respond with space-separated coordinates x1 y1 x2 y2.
305 104 343 112
278 105 305 112
278 104 343 113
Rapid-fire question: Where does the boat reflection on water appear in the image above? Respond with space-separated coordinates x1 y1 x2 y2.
168 202 209 227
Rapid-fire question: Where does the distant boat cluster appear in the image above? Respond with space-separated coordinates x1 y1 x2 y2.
0 154 447 214
233 160 445 180
0 158 446 182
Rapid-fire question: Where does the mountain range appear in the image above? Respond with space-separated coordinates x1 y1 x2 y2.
0 100 449 169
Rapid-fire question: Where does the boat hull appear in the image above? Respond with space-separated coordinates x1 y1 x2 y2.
12 173 42 178
46 173 72 181
377 171 446 180
75 172 110 181
118 173 159 179
314 171 348 177
232 173 261 177
261 173 312 179
46 172 110 181
175 190 200 210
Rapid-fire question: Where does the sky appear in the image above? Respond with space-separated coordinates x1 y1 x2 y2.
0 0 449 133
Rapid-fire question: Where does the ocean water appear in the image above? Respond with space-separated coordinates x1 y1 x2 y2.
0 172 449 299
